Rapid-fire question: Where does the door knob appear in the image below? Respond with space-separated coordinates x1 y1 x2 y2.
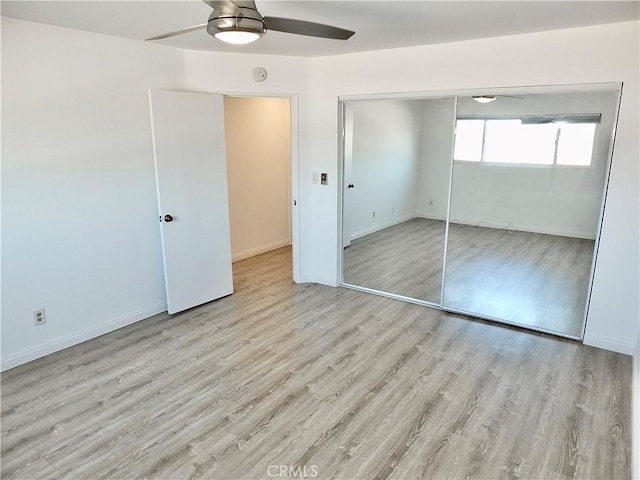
164 214 174 222
348 183 355 189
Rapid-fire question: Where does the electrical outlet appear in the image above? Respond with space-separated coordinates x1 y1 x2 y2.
429 200 434 206
372 211 376 219
391 206 395 214
34 308 46 326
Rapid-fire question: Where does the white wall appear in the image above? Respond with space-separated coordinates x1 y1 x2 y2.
307 21 640 354
347 99 422 239
224 97 291 262
1 20 312 369
1 18 188 369
416 98 457 220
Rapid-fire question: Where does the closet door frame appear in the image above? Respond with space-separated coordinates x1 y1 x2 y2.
337 83 622 342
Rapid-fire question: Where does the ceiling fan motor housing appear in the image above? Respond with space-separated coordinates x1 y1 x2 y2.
207 5 266 38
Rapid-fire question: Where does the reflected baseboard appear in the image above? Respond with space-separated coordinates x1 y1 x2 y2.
416 213 447 222
448 218 596 240
350 213 416 241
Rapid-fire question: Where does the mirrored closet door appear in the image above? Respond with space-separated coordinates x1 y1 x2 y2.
341 97 455 304
442 88 619 337
340 84 621 339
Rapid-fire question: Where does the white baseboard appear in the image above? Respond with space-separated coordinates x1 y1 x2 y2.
350 214 415 241
582 334 634 355
1 302 168 372
633 334 640 480
375 213 594 240
232 239 291 263
297 274 339 287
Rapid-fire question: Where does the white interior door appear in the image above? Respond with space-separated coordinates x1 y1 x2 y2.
149 90 233 314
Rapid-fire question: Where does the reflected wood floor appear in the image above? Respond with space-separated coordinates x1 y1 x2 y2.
444 223 594 338
343 218 446 304
1 247 630 480
343 218 594 337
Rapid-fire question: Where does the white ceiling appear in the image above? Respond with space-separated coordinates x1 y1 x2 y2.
2 0 639 57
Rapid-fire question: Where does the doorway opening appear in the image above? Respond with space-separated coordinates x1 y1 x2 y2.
223 96 296 281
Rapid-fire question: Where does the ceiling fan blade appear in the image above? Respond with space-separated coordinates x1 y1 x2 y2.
263 16 355 40
146 23 207 41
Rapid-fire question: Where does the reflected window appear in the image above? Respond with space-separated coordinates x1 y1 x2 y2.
454 116 598 167
453 119 484 162
484 120 556 165
556 123 596 166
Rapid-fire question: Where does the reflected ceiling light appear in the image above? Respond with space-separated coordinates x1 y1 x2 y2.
473 95 497 104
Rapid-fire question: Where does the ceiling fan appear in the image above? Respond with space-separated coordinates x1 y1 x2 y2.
146 0 355 45
472 95 524 103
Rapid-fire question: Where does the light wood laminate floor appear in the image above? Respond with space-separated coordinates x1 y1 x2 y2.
343 218 594 337
1 247 630 479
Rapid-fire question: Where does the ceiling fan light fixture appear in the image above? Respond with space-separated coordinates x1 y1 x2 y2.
207 11 265 45
473 95 497 104
214 30 261 44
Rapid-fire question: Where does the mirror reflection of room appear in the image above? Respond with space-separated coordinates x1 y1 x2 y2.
341 86 619 340
444 90 617 337
342 98 455 304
